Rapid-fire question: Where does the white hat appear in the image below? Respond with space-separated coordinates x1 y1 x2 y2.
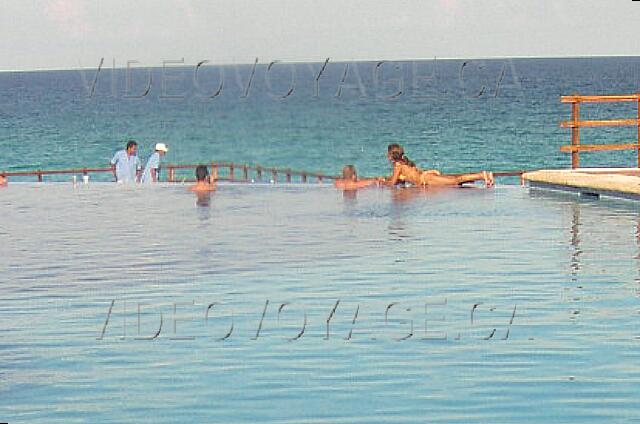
155 143 168 152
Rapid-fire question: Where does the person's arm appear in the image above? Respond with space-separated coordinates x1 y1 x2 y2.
136 157 142 181
151 155 160 182
384 163 403 186
110 154 118 181
354 179 379 189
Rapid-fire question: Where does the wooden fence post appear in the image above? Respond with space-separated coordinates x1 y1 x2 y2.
571 99 580 169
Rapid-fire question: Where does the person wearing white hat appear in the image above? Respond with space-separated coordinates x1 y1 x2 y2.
140 143 168 183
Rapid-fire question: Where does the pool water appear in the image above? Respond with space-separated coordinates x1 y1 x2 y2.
1 183 640 423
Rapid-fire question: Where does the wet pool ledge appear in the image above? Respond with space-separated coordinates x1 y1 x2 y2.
523 168 640 201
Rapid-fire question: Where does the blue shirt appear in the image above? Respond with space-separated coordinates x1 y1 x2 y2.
140 152 161 184
110 150 141 183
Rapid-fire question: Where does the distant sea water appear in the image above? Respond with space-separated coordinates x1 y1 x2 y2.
2 56 640 180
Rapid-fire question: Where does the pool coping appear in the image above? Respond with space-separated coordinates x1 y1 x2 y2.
523 168 640 201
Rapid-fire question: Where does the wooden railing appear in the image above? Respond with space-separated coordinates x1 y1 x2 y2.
164 163 336 183
0 162 338 183
1 163 528 183
0 167 113 182
560 94 640 168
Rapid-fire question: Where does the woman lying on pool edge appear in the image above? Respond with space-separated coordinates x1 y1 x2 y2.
384 144 494 188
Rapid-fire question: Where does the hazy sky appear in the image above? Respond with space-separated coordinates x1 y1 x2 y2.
2 0 640 71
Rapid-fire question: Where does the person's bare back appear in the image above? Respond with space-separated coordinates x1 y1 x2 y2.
189 182 216 192
334 179 378 190
334 165 380 191
189 165 216 192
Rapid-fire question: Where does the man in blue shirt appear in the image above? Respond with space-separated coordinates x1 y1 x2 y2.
111 140 142 183
141 143 168 183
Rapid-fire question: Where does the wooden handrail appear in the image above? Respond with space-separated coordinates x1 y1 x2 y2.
0 162 529 182
560 93 640 168
560 143 640 153
1 167 113 177
561 94 640 103
162 163 335 180
560 119 640 128
0 162 339 182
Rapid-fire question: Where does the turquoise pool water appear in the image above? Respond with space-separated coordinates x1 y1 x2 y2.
1 183 640 423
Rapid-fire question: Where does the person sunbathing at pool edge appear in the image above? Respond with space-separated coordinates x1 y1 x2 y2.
384 144 494 188
190 165 216 192
334 165 380 190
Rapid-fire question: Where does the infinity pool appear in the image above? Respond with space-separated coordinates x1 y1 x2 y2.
1 183 640 423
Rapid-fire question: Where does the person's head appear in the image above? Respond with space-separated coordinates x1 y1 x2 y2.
126 140 138 155
0 175 6 186
387 143 404 162
155 142 168 156
195 165 209 182
387 143 415 167
342 165 357 181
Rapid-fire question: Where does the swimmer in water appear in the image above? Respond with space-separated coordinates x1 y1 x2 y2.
334 165 381 190
384 143 494 188
189 165 216 192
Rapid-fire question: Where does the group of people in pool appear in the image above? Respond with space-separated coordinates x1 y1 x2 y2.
334 143 494 190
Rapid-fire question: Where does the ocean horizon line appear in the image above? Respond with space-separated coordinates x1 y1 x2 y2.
2 53 640 74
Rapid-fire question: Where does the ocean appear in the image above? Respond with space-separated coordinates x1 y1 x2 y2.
2 56 640 179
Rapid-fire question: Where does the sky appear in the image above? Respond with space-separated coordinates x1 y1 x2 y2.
2 0 640 71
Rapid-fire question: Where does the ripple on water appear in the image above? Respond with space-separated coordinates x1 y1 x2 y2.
1 184 640 423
